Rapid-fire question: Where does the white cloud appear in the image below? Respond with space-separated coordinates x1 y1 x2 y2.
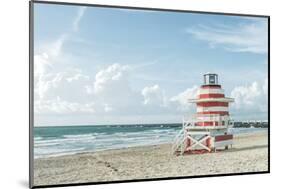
34 6 90 118
50 34 69 57
142 85 165 106
34 66 94 113
169 86 198 112
104 104 113 112
186 19 268 54
230 79 268 118
92 63 130 94
87 63 143 114
35 97 96 114
73 7 87 32
34 53 52 99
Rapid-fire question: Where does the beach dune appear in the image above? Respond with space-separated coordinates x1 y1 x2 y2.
34 131 268 186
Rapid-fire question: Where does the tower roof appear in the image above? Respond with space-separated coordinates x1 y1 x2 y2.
203 72 218 76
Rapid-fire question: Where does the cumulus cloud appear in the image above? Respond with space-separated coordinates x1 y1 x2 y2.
230 79 268 119
142 85 165 106
92 63 130 95
34 66 94 114
186 19 268 54
34 6 92 118
85 63 143 114
34 35 92 113
169 86 198 112
35 62 134 116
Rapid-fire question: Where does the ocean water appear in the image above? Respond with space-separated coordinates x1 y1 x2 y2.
34 124 267 159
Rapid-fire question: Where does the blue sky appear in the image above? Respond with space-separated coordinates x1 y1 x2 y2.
34 3 268 126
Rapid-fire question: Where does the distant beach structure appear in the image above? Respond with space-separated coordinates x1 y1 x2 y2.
172 73 235 155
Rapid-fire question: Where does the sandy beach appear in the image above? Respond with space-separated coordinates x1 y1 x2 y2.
34 131 268 186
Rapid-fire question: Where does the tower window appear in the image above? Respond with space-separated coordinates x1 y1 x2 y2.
203 73 218 85
209 75 216 84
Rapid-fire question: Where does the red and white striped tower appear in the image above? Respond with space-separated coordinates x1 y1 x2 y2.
172 73 235 155
191 73 234 127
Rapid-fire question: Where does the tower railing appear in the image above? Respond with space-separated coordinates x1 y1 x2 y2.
182 114 234 129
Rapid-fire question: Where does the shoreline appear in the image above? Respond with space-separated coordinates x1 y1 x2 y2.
34 131 268 186
34 130 268 160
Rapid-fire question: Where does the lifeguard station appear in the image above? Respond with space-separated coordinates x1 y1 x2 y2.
172 73 234 155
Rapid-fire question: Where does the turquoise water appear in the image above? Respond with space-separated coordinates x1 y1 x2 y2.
34 124 267 158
